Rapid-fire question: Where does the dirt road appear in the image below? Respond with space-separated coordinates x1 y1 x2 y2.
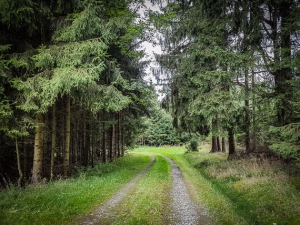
78 154 213 225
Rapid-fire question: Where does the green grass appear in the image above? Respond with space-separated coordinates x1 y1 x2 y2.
184 143 300 225
2 145 300 225
100 154 173 225
0 154 151 225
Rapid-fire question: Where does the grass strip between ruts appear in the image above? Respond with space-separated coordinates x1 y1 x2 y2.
98 154 173 225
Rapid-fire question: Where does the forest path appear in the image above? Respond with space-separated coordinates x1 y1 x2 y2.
164 156 214 225
77 153 214 225
77 155 155 225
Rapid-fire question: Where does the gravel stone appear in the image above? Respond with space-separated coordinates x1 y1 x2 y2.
164 156 214 225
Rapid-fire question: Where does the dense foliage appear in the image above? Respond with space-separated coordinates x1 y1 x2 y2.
0 0 153 185
141 108 190 146
151 0 300 161
1 0 300 187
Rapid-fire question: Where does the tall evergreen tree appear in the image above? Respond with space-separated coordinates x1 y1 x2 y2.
153 0 300 160
0 0 155 184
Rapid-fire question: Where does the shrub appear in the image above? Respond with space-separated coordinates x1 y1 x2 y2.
186 138 199 152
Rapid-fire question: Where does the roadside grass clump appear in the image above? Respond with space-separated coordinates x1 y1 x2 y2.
0 154 151 225
184 143 300 225
105 155 173 225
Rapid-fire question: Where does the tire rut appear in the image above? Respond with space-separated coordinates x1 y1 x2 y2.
164 156 214 225
78 155 155 225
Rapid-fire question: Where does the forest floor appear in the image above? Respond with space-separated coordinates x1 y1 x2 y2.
76 153 214 225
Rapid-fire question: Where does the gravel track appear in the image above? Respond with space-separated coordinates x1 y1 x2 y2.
79 154 214 225
79 155 155 225
164 156 214 225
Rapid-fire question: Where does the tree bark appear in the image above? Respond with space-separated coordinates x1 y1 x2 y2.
23 141 29 181
110 114 116 162
117 112 122 158
16 139 23 187
251 70 257 151
64 96 71 177
221 137 226 152
121 124 125 157
51 103 57 180
107 126 112 162
84 121 90 167
228 127 236 156
217 136 221 152
245 69 251 153
32 113 44 184
211 136 218 152
211 118 218 152
102 113 107 163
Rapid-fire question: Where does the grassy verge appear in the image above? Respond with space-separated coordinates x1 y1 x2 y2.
0 154 151 225
101 154 173 225
184 143 300 225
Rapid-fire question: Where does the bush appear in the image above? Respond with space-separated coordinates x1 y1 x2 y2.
186 138 199 152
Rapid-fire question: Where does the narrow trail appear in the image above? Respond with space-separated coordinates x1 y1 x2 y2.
78 155 155 225
164 156 214 225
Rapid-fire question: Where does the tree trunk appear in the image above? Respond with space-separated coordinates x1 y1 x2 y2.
50 103 57 180
211 118 218 152
64 97 71 177
265 2 293 126
117 112 121 158
251 70 256 151
107 126 112 162
111 114 116 162
23 141 29 181
228 127 236 156
221 137 226 152
102 115 107 163
16 139 23 187
217 136 221 152
121 124 125 157
32 113 44 184
245 69 251 153
211 136 218 152
84 121 90 167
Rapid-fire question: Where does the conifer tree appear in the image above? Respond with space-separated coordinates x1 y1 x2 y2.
153 0 300 159
0 0 154 183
